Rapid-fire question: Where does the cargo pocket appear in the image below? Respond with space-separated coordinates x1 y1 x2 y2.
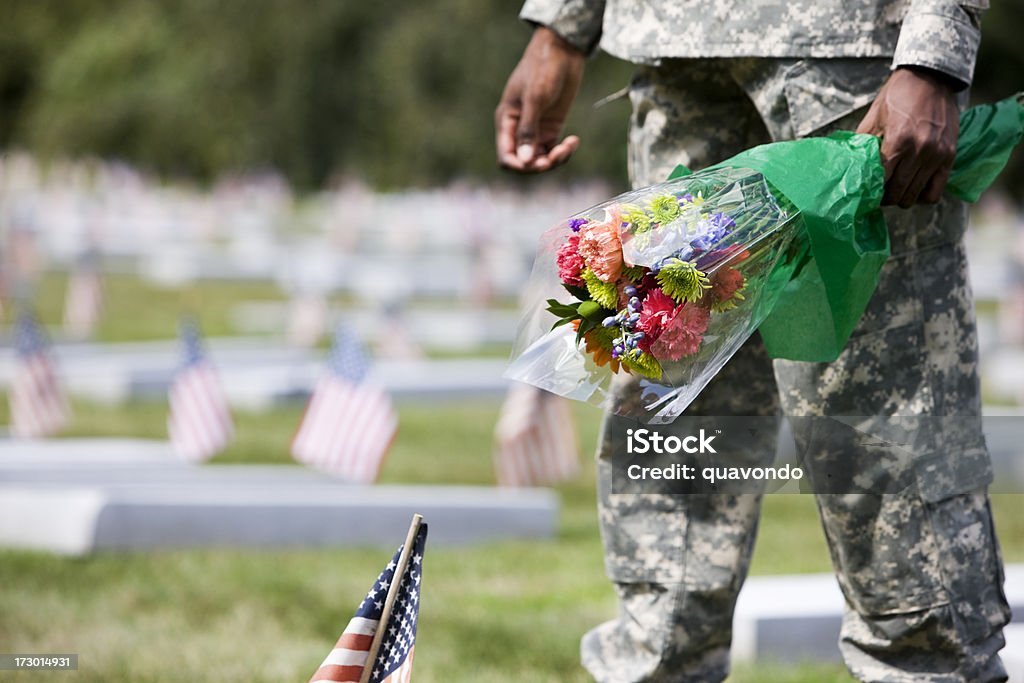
817 487 952 615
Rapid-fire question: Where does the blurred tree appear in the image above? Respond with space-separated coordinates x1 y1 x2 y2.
0 0 1018 197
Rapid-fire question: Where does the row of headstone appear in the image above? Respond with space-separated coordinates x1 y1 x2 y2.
0 152 612 304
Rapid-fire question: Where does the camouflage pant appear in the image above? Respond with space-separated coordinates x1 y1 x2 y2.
582 58 1011 683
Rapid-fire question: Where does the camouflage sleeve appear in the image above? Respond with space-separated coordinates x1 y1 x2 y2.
892 0 987 89
519 0 605 55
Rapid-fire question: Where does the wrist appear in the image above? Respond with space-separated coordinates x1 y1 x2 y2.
531 25 587 59
895 65 963 94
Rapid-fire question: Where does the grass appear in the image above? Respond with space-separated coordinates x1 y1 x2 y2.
0 275 1018 681
16 271 288 342
2 399 1023 682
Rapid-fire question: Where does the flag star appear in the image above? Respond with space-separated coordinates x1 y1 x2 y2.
367 587 378 599
379 579 390 591
387 559 397 571
389 625 398 637
375 600 383 610
413 573 421 586
378 654 387 665
412 553 422 565
374 668 381 678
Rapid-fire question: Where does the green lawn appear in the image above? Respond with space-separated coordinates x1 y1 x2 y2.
15 272 287 342
1 273 1019 681
2 399 1022 682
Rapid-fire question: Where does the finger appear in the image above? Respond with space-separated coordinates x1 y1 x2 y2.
897 164 933 209
531 135 580 170
882 155 919 206
921 162 952 204
878 140 901 185
855 102 881 135
495 106 526 170
515 94 544 164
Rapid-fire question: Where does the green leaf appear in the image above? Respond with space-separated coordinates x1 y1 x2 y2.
562 283 590 300
576 318 598 345
577 300 608 322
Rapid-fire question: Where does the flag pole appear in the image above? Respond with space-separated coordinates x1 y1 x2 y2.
359 513 423 683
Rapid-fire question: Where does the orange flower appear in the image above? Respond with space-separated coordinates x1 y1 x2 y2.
572 319 621 373
578 207 624 283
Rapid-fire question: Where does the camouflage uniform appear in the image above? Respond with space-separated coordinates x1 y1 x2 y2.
517 2 1011 682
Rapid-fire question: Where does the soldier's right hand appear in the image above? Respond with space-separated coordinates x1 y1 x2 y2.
495 26 585 173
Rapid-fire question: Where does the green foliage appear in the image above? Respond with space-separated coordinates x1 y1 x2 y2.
0 0 633 190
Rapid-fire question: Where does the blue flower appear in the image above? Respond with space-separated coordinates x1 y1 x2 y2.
568 218 588 232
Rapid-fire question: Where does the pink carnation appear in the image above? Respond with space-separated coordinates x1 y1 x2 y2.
557 235 585 287
578 207 624 283
636 289 679 351
651 303 710 360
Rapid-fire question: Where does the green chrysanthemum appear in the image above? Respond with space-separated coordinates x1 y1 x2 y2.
624 208 653 233
620 265 647 282
622 350 663 379
656 259 711 303
582 269 619 310
650 195 681 224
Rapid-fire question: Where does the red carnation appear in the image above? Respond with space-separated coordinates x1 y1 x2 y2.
557 235 585 287
636 289 679 352
651 303 710 360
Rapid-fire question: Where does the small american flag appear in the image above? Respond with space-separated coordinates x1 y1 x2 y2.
291 324 397 483
9 310 70 438
310 523 428 683
62 255 104 340
167 318 234 461
494 382 580 487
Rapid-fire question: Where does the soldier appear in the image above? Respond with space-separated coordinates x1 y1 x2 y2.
495 1 1012 682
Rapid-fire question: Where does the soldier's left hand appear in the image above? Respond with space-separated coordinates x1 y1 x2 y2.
856 67 960 208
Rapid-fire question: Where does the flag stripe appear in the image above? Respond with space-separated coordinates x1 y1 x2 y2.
168 322 233 462
494 384 579 487
10 315 69 439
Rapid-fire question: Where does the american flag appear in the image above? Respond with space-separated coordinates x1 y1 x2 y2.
291 325 397 483
309 523 427 683
9 310 70 438
494 382 580 487
167 318 234 461
62 255 104 340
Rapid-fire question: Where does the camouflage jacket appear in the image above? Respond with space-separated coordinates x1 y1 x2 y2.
519 0 986 87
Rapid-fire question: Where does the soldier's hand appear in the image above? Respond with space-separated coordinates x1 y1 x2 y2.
856 67 960 208
495 26 585 173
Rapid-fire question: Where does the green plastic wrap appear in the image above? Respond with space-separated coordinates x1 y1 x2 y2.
668 93 1024 362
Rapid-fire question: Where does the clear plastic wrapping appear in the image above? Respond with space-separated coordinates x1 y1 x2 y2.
506 168 803 423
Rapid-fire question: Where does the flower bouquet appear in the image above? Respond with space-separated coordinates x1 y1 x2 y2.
507 94 1024 423
507 168 802 422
